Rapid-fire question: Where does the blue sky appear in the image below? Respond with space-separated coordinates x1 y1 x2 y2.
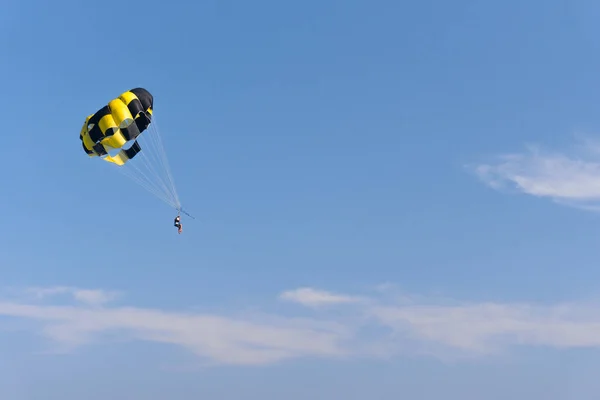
3 0 600 398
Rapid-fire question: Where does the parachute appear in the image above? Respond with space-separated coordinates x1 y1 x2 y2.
79 88 192 218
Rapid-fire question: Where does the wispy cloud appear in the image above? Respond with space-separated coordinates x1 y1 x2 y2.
279 287 366 307
471 137 600 210
369 301 600 358
0 301 348 365
2 285 600 366
25 286 119 306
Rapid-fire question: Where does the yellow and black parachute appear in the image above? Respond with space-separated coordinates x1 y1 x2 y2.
79 88 186 214
80 87 153 166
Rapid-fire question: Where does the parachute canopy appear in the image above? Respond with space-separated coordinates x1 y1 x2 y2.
80 87 153 165
79 88 184 213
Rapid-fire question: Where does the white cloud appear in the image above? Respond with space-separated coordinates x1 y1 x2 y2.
5 288 600 365
279 287 366 307
369 301 600 357
71 289 117 306
25 286 118 306
0 292 350 366
471 138 600 210
3 285 600 366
